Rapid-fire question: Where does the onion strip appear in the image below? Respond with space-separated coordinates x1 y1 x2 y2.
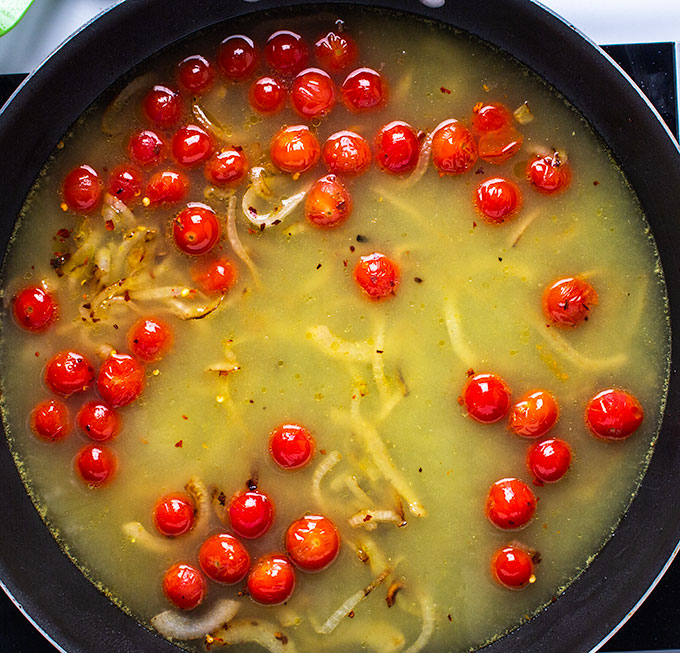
307 325 374 362
404 593 436 653
151 599 240 640
348 509 407 529
312 450 342 509
208 619 296 652
401 132 432 187
226 194 260 286
242 167 309 229
185 476 210 536
122 521 171 554
443 301 476 368
192 100 232 141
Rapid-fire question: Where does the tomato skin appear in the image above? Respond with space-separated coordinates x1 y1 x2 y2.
45 350 95 396
323 130 371 176
472 102 512 133
128 317 173 362
13 285 58 332
291 68 337 119
228 489 274 539
163 562 206 610
31 399 71 442
143 85 182 128
76 401 121 442
463 373 511 424
315 31 358 71
478 128 523 164
585 389 644 441
485 478 537 530
431 119 478 175
305 174 353 228
218 35 257 81
270 125 321 174
374 121 420 175
204 147 247 186
341 67 386 112
128 129 166 169
173 203 221 256
508 390 559 438
146 170 189 205
285 515 340 572
491 545 534 590
191 256 238 294
97 353 145 408
527 437 572 484
177 55 215 94
75 444 117 487
108 164 143 204
353 253 400 300
269 423 315 469
153 493 196 537
527 153 571 193
63 165 102 213
475 177 521 223
171 125 213 167
247 554 296 605
265 30 309 75
199 533 251 584
249 76 287 114
543 277 598 328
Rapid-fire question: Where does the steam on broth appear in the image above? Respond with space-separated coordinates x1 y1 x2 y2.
0 6 670 652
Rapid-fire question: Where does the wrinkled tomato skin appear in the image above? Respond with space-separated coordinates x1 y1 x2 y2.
527 437 572 484
76 401 121 442
491 545 534 590
199 533 251 584
173 203 221 256
543 277 598 328
485 477 537 530
13 285 58 332
31 399 71 442
153 492 196 537
265 30 309 75
228 489 274 539
508 390 559 438
45 350 95 396
249 76 287 114
97 353 145 408
128 317 173 362
341 67 386 112
177 55 215 94
305 174 353 228
353 252 400 300
191 257 238 294
143 85 182 129
585 389 644 440
527 154 571 193
285 515 340 572
475 177 521 223
472 102 512 133
204 147 247 186
478 128 523 164
62 165 102 213
218 35 258 81
323 130 371 176
291 68 337 119
108 164 143 204
162 562 206 610
270 125 321 174
247 554 296 605
269 423 315 469
146 170 189 206
463 373 511 424
75 444 117 487
315 31 358 71
431 119 478 175
128 130 166 169
374 121 420 175
171 125 213 167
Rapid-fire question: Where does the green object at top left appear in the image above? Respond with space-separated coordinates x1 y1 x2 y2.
0 0 35 37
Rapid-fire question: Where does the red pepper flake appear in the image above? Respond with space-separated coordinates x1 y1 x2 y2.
343 259 348 267
348 610 355 619
593 180 600 186
440 86 451 94
105 219 115 231
316 263 322 270
414 276 423 284
34 351 40 357
123 290 131 302
181 414 188 420
418 467 423 473
175 440 183 448
448 614 453 622
457 396 464 406
472 221 477 228
363 514 373 522
55 228 71 242
466 368 475 377
349 245 355 252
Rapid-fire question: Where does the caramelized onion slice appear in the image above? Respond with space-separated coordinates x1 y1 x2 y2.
151 599 240 641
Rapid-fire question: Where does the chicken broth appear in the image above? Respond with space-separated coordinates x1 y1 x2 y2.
0 6 670 652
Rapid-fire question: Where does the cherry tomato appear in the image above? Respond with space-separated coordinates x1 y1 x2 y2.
528 437 572 484
249 76 287 114
177 54 215 94
463 373 511 424
228 488 274 539
143 85 182 128
585 389 644 441
527 153 571 193
305 174 353 228
478 128 523 164
45 350 95 396
62 164 102 213
291 68 336 119
247 554 296 605
431 119 478 175
153 492 196 537
543 277 598 328
218 35 258 81
107 164 143 204
12 285 58 332
204 147 247 186
472 102 512 133
374 121 420 175
323 130 371 176
485 477 537 530
314 31 358 71
76 401 121 442
269 423 315 469
270 125 321 174
341 67 386 112
171 125 213 167
265 30 308 75
353 252 400 300
173 203 221 256
31 399 70 442
191 256 238 294
128 129 166 169
146 170 189 205
75 444 117 487
508 390 559 438
127 317 173 362
162 562 206 610
97 353 145 408
285 515 340 572
475 177 521 223
491 545 534 590
199 533 251 584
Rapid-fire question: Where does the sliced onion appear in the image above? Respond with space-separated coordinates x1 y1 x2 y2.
122 521 170 554
192 100 232 141
185 476 210 535
151 599 240 641
307 325 374 362
208 619 297 652
242 167 309 229
348 508 407 529
226 194 260 285
443 301 476 368
404 593 436 653
401 131 433 187
312 450 342 509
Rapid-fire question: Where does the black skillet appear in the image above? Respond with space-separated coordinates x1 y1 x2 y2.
1 1 680 651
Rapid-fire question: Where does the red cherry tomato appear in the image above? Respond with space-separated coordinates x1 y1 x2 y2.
528 437 572 484
491 545 535 590
485 477 537 530
107 164 143 204
97 353 145 408
162 562 206 610
146 170 189 205
143 85 182 128
265 30 309 75
76 401 121 442
478 128 523 164
75 444 117 487
204 147 247 186
173 203 221 256
12 285 58 332
543 277 598 328
249 76 287 114
291 68 336 119
508 390 559 438
472 102 512 133
31 399 70 442
586 389 644 440
305 174 353 228
431 119 478 175
341 67 386 112
128 129 166 169
374 121 420 175
463 373 511 424
228 488 274 539
177 54 215 94
218 35 258 81
285 515 340 572
171 125 213 167
323 130 371 176
45 350 95 396
153 492 196 537
128 317 173 362
527 153 571 193
199 533 251 584
353 252 400 300
62 165 102 213
314 31 358 71
190 256 238 294
269 423 315 469
247 554 296 605
270 125 321 174
475 177 521 223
